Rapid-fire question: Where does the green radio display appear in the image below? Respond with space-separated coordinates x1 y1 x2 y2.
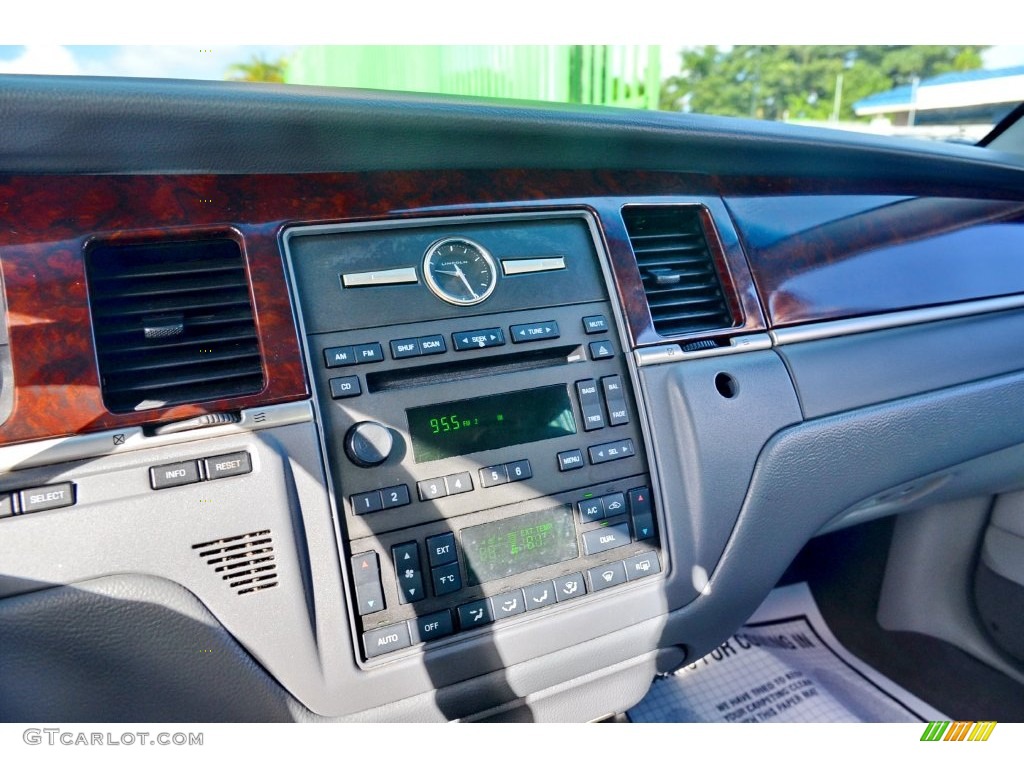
461 505 578 585
406 385 577 463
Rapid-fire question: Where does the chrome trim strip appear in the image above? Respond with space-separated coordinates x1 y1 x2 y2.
501 256 566 275
771 295 1024 346
0 400 313 473
634 333 772 367
341 267 418 287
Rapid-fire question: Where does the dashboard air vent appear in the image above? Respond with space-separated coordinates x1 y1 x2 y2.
193 530 278 595
622 206 733 336
85 238 264 413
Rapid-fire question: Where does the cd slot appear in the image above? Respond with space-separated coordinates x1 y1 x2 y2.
366 344 584 393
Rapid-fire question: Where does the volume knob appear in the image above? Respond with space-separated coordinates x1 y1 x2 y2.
344 421 394 467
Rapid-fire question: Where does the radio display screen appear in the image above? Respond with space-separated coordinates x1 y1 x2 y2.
406 385 577 463
461 505 578 586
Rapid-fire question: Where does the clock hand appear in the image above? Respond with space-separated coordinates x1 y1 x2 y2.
433 268 461 277
453 264 479 299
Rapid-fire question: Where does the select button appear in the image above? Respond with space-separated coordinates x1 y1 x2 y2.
19 482 76 513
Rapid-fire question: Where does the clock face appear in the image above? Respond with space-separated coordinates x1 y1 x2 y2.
422 238 498 306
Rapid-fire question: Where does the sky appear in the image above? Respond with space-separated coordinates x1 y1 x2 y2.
2 44 1023 83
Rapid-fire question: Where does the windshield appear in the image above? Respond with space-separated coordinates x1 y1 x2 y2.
2 44 1022 144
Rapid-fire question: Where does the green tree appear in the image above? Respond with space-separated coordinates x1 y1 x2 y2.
660 46 986 121
225 54 287 84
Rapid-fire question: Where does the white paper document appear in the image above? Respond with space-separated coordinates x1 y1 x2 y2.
629 582 948 723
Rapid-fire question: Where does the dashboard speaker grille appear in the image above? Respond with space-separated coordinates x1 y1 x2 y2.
192 530 278 595
85 237 265 413
622 206 733 336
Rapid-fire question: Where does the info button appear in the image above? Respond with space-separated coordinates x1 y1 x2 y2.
150 460 201 490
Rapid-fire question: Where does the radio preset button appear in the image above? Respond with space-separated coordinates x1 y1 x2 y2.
557 449 585 471
324 345 356 368
419 335 447 355
329 375 362 399
588 561 628 592
351 490 384 515
589 340 615 360
505 459 532 482
581 522 631 555
417 478 448 501
479 464 509 488
381 484 411 510
583 315 609 334
510 321 560 343
426 532 457 568
444 471 474 495
390 338 422 359
553 572 586 602
452 327 505 351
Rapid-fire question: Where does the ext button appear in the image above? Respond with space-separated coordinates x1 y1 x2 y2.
363 623 411 658
589 340 615 360
18 482 76 513
581 522 631 555
150 460 201 490
419 335 447 355
588 561 628 592
409 610 455 643
490 589 527 619
329 375 362 399
417 478 448 501
351 490 384 515
444 472 473 495
557 449 585 471
583 315 609 334
479 464 509 488
203 451 252 480
390 337 421 359
457 599 494 629
510 321 560 343
426 532 457 567
354 342 384 363
624 552 662 581
452 328 505 351
324 345 356 368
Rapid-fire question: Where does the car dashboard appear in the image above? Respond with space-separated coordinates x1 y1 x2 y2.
2 75 1024 722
